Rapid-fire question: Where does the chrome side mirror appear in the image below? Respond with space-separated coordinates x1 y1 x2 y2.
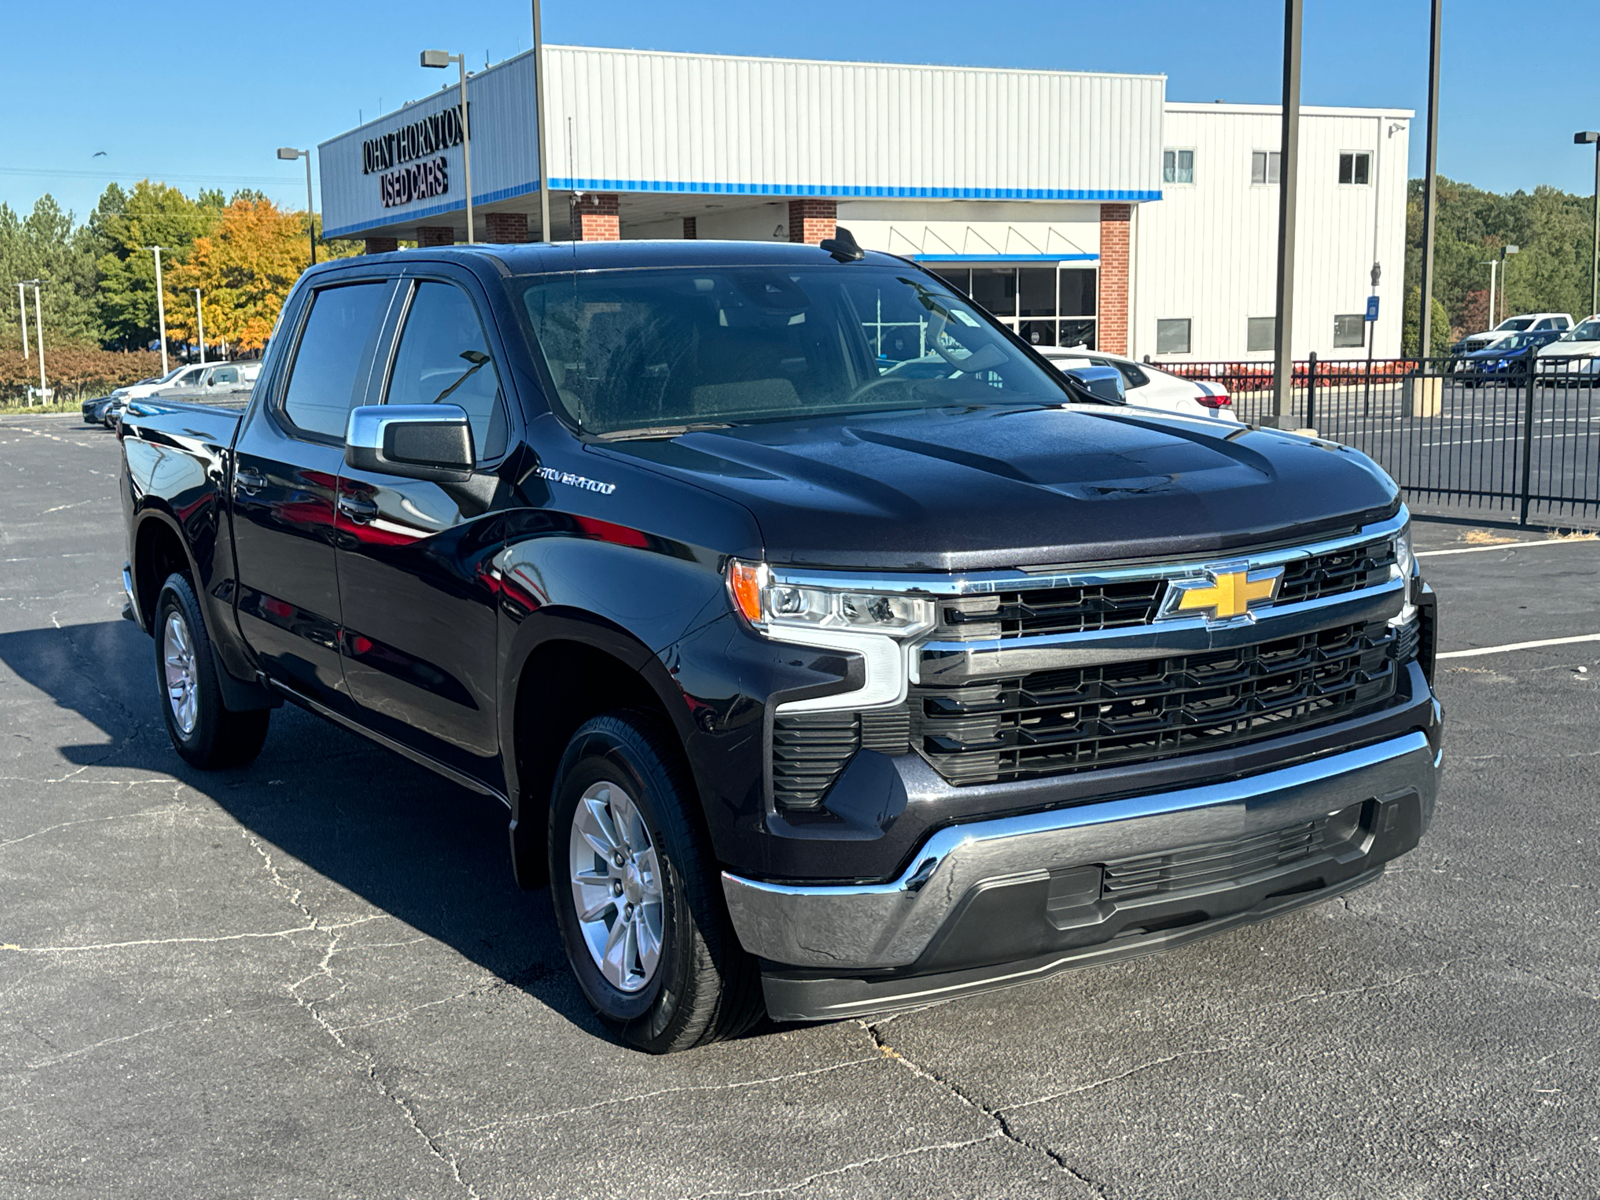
345 404 475 483
1059 364 1127 405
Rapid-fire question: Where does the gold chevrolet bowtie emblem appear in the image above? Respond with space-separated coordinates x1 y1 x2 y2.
1166 566 1283 622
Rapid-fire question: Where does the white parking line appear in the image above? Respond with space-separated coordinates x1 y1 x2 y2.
1437 633 1600 660
1418 537 1599 558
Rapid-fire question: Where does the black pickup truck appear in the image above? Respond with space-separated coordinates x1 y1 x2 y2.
120 239 1442 1053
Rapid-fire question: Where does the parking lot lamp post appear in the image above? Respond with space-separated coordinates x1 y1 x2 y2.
1577 132 1599 316
1479 259 1498 328
276 148 316 266
147 246 169 375
1270 0 1303 423
24 280 45 403
1500 245 1519 323
420 50 472 243
195 289 206 365
15 282 27 356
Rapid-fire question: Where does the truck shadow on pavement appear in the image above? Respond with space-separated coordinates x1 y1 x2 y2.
0 618 620 1044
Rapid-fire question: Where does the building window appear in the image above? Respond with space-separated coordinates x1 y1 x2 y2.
936 265 1098 349
1156 318 1192 355
1163 149 1195 185
1247 317 1276 352
1338 152 1371 185
1251 151 1281 185
1334 314 1366 347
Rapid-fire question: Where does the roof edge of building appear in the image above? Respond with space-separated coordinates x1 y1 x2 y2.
1165 101 1416 119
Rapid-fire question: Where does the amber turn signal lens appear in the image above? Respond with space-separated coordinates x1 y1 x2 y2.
727 559 765 625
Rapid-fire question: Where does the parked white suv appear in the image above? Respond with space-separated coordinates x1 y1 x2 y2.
1495 313 1573 333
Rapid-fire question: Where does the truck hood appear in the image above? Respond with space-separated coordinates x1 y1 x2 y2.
593 405 1399 570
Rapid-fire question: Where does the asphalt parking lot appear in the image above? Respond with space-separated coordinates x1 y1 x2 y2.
2 412 1597 1199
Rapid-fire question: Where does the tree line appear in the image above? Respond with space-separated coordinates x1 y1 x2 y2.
1403 175 1597 355
1 182 359 399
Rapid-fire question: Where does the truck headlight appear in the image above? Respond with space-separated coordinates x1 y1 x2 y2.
1389 520 1417 624
727 559 935 712
727 560 935 639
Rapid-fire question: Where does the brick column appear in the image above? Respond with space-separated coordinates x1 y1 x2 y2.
484 213 530 243
363 237 398 255
682 216 698 240
416 226 455 247
573 194 620 241
787 199 836 245
1097 204 1131 355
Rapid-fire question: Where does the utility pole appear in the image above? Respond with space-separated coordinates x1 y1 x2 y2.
16 282 27 356
420 51 474 243
27 280 45 403
1270 0 1303 424
531 0 551 241
1418 0 1443 360
148 246 169 375
195 289 206 364
276 149 317 266
1578 132 1600 317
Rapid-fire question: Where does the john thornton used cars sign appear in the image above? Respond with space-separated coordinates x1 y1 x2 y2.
363 105 467 208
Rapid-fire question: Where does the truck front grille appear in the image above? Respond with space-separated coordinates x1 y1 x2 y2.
910 619 1404 786
934 537 1397 641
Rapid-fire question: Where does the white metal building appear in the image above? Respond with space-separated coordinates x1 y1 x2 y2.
319 47 1409 362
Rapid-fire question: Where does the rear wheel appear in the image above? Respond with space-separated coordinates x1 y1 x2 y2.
154 573 270 770
548 711 763 1053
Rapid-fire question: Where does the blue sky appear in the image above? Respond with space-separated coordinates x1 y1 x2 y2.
7 0 1597 223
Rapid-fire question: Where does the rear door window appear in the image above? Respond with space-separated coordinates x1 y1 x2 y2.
384 282 508 460
280 282 392 440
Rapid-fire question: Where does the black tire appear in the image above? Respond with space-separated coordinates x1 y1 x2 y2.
548 711 763 1053
153 572 270 770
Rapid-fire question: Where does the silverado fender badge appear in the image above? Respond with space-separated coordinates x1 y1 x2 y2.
534 466 617 495
1158 563 1284 624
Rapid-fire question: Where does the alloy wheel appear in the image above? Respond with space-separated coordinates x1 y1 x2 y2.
568 780 664 992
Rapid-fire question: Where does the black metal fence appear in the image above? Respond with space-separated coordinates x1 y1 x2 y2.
1157 352 1600 527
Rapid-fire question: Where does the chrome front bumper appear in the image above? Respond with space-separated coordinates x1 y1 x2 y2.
722 730 1440 972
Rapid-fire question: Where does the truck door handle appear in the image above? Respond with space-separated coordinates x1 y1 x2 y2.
234 465 267 493
337 494 379 523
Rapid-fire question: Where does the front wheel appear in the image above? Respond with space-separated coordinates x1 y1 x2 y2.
548 712 763 1053
154 573 270 770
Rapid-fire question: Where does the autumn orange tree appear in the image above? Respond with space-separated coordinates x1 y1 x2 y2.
163 198 321 352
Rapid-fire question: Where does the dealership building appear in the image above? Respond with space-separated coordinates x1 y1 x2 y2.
319 46 1411 361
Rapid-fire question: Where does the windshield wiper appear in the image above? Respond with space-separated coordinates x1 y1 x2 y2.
593 421 734 442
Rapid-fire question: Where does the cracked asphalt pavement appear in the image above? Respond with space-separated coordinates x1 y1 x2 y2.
2 413 1597 1198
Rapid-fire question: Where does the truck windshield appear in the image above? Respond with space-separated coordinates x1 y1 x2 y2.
511 265 1072 436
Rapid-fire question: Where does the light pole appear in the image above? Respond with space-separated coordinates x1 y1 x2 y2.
1418 0 1443 360
1270 0 1303 424
277 147 317 266
194 289 206 364
1479 258 1498 329
530 0 550 241
421 50 473 243
1500 244 1520 326
1577 132 1599 317
15 282 27 356
147 246 169 375
22 280 45 403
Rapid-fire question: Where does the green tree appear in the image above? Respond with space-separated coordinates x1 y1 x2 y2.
0 196 103 348
1401 285 1451 357
91 181 222 350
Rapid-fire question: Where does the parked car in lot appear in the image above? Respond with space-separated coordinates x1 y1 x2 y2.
1494 312 1573 333
151 361 261 402
1449 330 1516 358
1450 329 1568 385
119 240 1441 1052
1039 348 1239 420
1536 316 1600 383
81 394 118 424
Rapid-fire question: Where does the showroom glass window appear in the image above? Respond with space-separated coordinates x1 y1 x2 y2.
932 265 1098 349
